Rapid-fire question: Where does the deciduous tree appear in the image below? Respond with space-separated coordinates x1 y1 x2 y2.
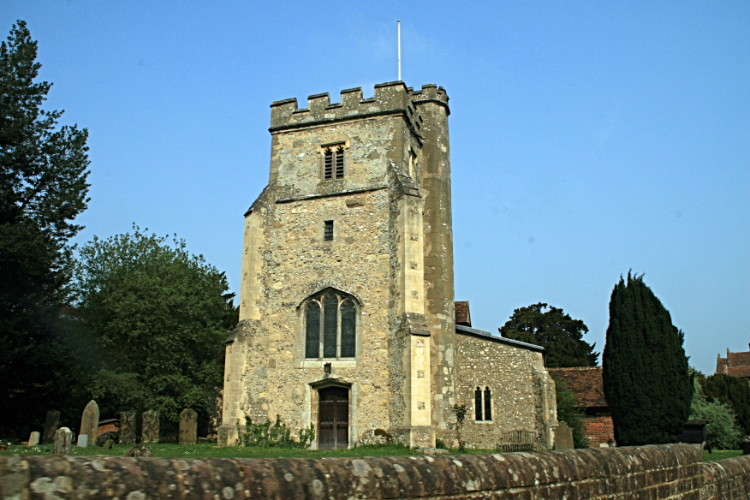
74 226 236 429
602 272 692 445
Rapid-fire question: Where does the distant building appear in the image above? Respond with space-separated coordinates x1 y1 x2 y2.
716 347 750 379
547 367 615 447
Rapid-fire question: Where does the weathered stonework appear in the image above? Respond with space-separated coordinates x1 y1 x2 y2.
219 81 556 449
452 325 558 449
5 444 750 499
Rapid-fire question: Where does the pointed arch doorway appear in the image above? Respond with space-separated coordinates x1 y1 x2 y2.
318 386 349 449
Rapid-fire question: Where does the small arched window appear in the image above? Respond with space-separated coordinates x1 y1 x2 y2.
305 290 357 359
474 386 492 422
484 387 492 421
474 387 482 421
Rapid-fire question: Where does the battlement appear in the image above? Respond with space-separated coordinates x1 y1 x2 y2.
270 82 449 132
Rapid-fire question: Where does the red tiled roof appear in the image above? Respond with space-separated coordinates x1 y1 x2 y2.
547 367 608 409
455 301 471 327
716 350 750 378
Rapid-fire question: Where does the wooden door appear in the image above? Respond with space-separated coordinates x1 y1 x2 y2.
318 387 349 449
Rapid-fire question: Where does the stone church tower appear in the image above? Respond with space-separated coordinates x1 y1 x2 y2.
219 81 557 449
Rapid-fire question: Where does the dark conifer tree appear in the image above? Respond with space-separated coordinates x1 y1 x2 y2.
500 303 599 368
0 21 91 431
602 272 692 445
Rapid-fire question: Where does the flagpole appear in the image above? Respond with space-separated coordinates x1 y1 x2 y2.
398 20 401 81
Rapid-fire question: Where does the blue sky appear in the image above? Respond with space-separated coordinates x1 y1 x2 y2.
5 1 748 375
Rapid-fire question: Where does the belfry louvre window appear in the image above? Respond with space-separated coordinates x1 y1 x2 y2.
324 220 334 241
475 386 492 422
305 290 357 359
324 146 345 180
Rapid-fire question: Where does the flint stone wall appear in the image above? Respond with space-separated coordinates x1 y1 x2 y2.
453 330 557 449
2 444 750 499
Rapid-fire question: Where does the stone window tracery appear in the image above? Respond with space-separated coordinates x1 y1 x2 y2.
304 290 357 359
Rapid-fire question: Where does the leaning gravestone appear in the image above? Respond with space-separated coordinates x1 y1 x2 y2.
42 410 60 444
142 410 160 444
120 410 137 444
79 400 100 447
28 431 40 446
554 421 575 450
179 408 198 444
54 427 73 455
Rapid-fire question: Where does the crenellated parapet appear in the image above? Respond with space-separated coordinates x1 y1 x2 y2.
269 82 449 132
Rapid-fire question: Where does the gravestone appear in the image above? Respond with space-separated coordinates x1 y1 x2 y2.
79 400 100 447
554 421 574 450
120 410 137 444
42 410 60 444
142 410 160 444
77 434 88 447
28 431 40 446
54 427 72 455
179 408 198 444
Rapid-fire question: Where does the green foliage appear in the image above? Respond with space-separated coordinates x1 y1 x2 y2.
435 438 446 449
0 20 91 429
500 303 599 368
602 272 693 446
690 386 742 450
237 415 315 449
701 374 750 435
453 404 467 451
74 226 236 424
551 375 589 448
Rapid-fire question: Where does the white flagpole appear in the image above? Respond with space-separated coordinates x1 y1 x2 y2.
398 20 401 81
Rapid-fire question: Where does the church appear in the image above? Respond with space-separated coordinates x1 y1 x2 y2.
218 81 558 450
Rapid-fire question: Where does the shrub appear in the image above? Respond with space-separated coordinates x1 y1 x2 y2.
237 414 315 449
690 396 742 450
552 375 589 448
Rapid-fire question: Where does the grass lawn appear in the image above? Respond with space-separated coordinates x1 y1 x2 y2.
703 449 743 462
0 443 496 459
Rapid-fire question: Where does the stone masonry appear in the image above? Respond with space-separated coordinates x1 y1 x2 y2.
219 81 557 449
6 444 750 499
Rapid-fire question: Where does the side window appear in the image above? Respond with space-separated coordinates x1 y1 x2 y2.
323 145 345 180
484 387 492 421
324 220 334 241
475 386 493 422
475 387 482 421
304 290 357 359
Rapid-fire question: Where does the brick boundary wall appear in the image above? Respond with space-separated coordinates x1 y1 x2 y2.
1 444 750 499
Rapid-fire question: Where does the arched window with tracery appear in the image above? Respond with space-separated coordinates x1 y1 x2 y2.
304 290 357 359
